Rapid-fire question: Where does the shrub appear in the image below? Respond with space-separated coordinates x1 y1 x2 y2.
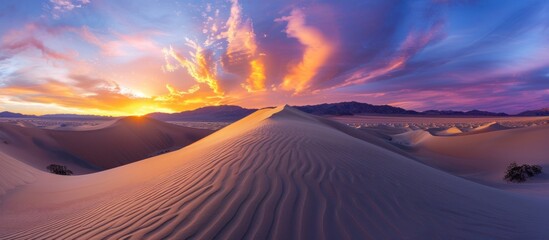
47 164 73 175
504 162 542 183
532 165 543 174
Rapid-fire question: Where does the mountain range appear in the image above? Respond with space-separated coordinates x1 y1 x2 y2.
516 108 549 116
1 102 547 121
146 105 256 122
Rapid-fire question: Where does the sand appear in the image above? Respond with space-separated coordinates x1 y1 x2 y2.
391 124 549 185
0 117 212 174
1 106 549 239
432 126 463 136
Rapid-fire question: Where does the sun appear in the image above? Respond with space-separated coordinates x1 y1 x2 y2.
125 104 176 117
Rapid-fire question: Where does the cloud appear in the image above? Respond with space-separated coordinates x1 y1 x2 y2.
163 41 223 95
244 59 266 92
328 20 445 90
224 0 266 92
78 26 162 57
49 0 91 19
162 0 268 96
0 23 77 61
275 9 335 94
79 26 102 45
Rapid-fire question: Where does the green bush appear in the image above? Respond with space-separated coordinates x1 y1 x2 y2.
504 162 542 183
47 164 73 175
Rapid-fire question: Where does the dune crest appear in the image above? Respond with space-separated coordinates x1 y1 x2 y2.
434 126 463 136
390 129 432 146
463 121 511 135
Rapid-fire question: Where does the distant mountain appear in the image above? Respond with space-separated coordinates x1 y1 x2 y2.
147 105 257 122
147 102 534 122
295 102 509 116
0 111 36 118
294 101 419 115
465 110 508 116
422 109 508 116
517 108 549 116
40 114 115 120
3 102 544 122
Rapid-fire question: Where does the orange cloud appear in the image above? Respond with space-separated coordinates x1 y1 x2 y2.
161 0 268 100
243 59 266 92
163 42 223 95
276 9 334 94
154 84 201 102
224 0 266 92
165 0 268 94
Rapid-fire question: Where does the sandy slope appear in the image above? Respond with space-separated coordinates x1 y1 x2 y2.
0 117 212 174
1 106 549 239
0 152 42 196
391 124 549 184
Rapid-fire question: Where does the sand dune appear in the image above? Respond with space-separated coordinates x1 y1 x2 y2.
390 129 432 146
392 124 549 184
1 106 549 239
0 117 212 174
432 126 463 136
461 121 512 135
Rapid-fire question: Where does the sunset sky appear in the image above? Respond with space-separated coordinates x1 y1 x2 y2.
0 0 548 116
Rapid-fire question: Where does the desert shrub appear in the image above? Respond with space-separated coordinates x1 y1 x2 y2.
532 165 543 175
504 162 542 183
47 164 73 175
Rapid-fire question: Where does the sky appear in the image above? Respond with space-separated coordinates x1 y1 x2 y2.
0 0 548 116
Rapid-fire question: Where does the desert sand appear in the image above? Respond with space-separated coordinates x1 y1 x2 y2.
391 124 549 185
1 106 549 239
0 117 212 174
